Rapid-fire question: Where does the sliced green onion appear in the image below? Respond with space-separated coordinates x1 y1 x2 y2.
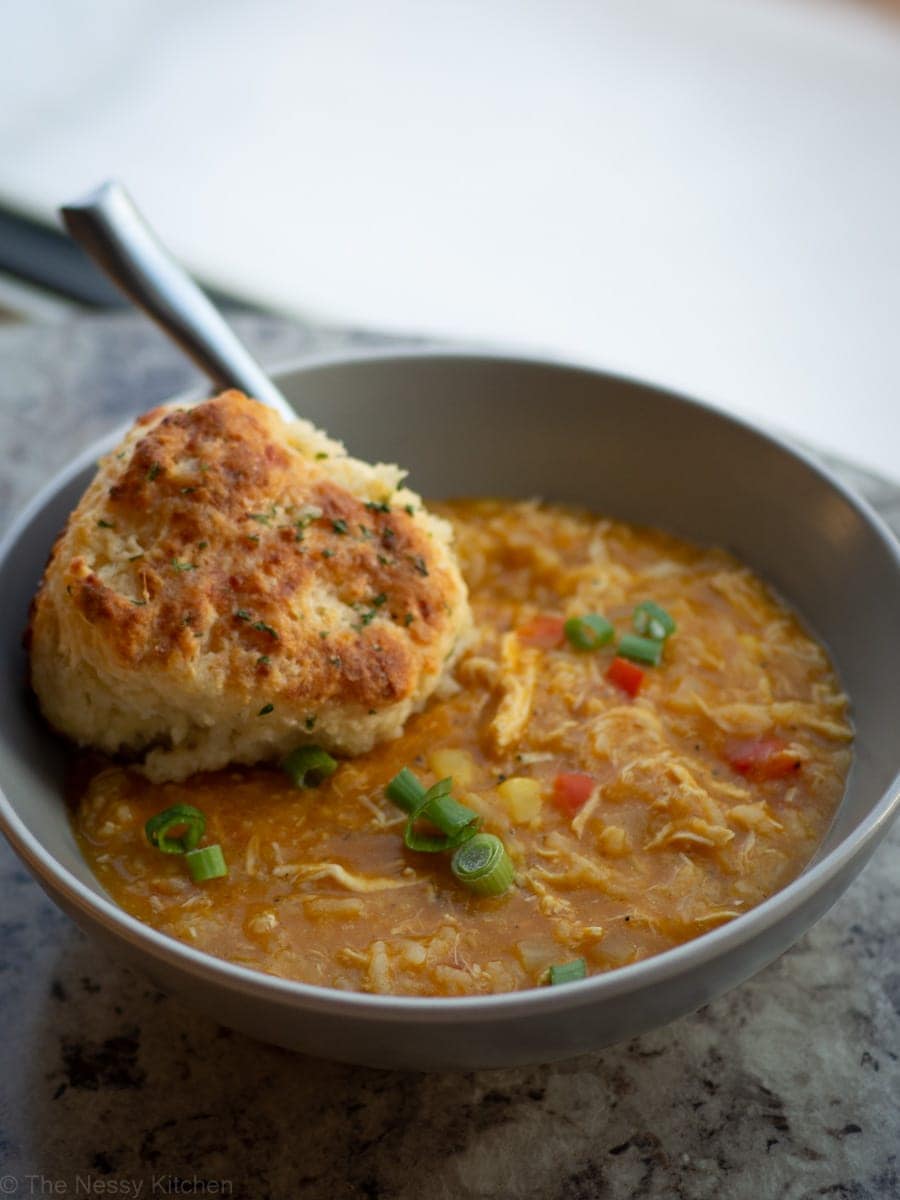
404 780 480 852
450 833 515 897
385 766 431 811
547 958 587 986
282 744 338 788
385 768 481 852
632 601 676 641
617 633 663 666
563 614 614 651
185 843 228 882
145 804 206 854
387 769 479 835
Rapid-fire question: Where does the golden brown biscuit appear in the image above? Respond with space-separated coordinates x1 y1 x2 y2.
28 391 471 780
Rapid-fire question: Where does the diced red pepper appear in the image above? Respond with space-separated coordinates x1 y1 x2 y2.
606 655 644 696
552 772 596 818
516 614 566 649
724 736 802 781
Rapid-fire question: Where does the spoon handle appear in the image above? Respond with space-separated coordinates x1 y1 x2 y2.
60 181 294 421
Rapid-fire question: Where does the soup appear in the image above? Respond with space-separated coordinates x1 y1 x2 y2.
74 500 852 996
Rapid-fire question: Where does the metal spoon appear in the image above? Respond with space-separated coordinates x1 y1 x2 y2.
60 180 294 421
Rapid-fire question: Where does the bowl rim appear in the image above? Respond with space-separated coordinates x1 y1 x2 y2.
1 344 898 1023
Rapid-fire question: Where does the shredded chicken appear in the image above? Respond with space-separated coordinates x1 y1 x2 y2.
571 784 602 838
74 497 852 998
490 632 538 750
273 862 425 892
644 818 735 851
679 693 852 740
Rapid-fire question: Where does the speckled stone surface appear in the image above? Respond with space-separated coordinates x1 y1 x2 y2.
0 315 897 1200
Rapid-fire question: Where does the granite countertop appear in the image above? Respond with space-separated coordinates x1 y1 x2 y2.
0 315 897 1200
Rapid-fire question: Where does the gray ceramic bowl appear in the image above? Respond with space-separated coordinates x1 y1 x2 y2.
1 350 898 1070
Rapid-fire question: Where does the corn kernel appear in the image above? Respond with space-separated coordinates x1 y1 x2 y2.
597 825 630 856
497 777 542 822
429 748 476 787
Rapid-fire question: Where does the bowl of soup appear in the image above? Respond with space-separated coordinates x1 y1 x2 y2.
1 349 898 1069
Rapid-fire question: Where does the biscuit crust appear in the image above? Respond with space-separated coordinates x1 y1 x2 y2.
29 391 471 780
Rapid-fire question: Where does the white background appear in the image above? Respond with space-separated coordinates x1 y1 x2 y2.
2 0 899 480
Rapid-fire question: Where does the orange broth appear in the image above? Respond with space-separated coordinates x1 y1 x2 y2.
74 500 852 996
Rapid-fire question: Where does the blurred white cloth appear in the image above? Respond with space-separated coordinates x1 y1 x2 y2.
3 0 899 479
